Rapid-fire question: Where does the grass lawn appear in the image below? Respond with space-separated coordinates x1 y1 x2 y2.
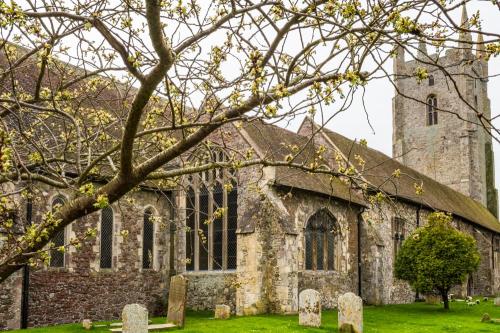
11 300 500 333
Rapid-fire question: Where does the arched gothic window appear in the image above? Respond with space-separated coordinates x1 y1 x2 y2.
426 95 438 126
142 208 154 269
185 150 238 271
50 196 66 268
100 207 114 269
428 75 435 86
305 209 339 271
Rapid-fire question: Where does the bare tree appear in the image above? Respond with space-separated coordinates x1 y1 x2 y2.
0 0 499 282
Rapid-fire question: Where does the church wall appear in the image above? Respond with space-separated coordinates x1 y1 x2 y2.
0 251 22 330
494 234 500 294
23 186 171 327
0 185 23 331
452 220 496 297
360 200 419 305
361 197 499 305
184 272 238 311
276 188 362 309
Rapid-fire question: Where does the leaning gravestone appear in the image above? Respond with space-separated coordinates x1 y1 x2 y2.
494 297 500 306
338 292 363 333
167 275 188 328
299 289 321 327
122 304 148 333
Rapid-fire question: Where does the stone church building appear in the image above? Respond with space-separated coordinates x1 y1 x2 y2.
1 12 500 330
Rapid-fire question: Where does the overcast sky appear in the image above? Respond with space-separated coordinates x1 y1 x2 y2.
289 1 500 189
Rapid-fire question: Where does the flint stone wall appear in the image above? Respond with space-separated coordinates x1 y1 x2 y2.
25 187 172 327
185 272 237 312
0 268 22 330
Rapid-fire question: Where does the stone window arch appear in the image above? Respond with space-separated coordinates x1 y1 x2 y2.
100 206 114 269
426 95 438 126
185 149 238 271
49 195 66 268
142 207 155 269
304 209 340 271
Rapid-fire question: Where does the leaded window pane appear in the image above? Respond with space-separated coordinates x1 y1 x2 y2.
305 209 337 271
305 229 313 270
50 229 65 267
327 231 335 270
213 183 224 270
100 207 113 269
50 196 65 268
316 230 324 270
142 208 154 269
186 187 195 271
199 185 209 271
227 185 238 270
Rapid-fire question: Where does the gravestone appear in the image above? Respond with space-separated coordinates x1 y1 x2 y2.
424 294 440 305
494 297 500 306
122 304 148 333
167 275 188 328
82 319 92 330
338 292 363 333
481 313 491 323
214 304 231 319
299 289 321 327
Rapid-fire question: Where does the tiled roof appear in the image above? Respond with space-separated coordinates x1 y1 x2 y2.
241 120 366 206
321 127 500 233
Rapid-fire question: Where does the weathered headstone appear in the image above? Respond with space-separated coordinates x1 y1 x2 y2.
122 304 148 333
481 313 491 323
338 292 363 333
424 294 440 305
494 297 500 306
167 275 188 328
82 319 92 330
214 304 231 319
299 289 321 327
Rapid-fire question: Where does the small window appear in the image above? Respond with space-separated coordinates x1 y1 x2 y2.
50 196 66 268
426 95 438 126
142 208 154 269
474 95 478 109
393 217 405 259
305 209 339 271
100 207 113 269
428 75 434 86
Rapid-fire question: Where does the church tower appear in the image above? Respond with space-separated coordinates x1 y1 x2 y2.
392 5 498 217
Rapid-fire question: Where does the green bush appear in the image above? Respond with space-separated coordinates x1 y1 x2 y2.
395 212 480 310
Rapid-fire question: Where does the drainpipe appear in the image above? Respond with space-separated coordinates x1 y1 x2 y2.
168 191 176 278
415 206 421 301
21 197 32 329
491 233 495 293
416 206 420 227
357 208 365 298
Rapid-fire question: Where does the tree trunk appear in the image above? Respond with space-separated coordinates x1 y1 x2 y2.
440 290 449 310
